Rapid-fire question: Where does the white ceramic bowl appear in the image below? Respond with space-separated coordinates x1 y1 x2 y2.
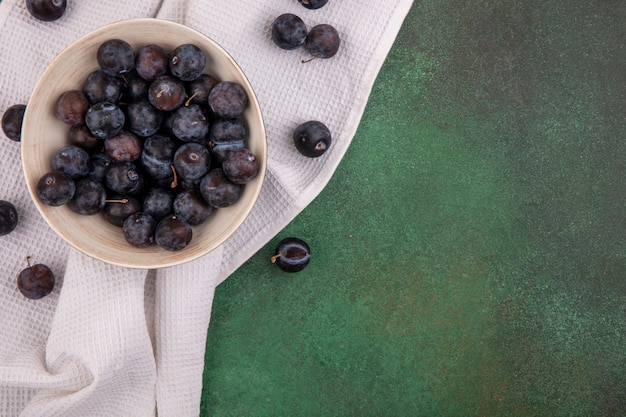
21 18 266 269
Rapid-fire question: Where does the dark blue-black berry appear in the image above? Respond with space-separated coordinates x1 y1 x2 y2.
26 0 66 22
125 99 164 138
97 39 136 77
85 102 125 140
2 104 26 142
136 44 170 82
36 170 76 206
272 13 308 50
0 200 18 236
298 0 328 9
208 82 248 119
293 120 331 157
199 168 241 208
67 179 106 215
103 196 141 227
170 104 209 142
105 161 144 195
173 190 212 225
174 142 211 181
141 134 178 181
68 125 101 153
83 70 124 104
155 215 193 251
169 44 206 82
271 237 311 272
185 74 218 105
148 75 186 112
17 257 55 299
143 187 175 222
304 24 340 60
222 148 259 184
122 212 157 248
51 145 90 179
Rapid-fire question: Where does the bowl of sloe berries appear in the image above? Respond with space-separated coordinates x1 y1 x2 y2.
20 18 267 269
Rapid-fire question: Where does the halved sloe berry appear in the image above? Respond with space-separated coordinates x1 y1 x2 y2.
271 237 311 272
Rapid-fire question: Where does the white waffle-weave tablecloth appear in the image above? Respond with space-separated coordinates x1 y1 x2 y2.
0 0 413 415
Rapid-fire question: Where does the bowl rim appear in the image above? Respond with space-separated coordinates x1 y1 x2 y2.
21 17 267 269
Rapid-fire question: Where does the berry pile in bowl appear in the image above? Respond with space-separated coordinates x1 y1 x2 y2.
21 18 267 269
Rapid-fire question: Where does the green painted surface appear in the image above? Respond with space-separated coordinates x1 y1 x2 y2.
201 1 626 416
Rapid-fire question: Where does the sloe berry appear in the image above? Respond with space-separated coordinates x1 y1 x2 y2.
123 212 157 248
17 257 55 299
169 44 206 82
272 14 308 50
155 215 193 251
2 104 26 141
0 200 18 236
304 24 340 59
36 170 76 206
97 39 136 77
293 120 332 157
85 102 125 140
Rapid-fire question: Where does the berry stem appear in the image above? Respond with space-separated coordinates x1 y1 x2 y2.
170 164 178 188
301 55 319 64
270 253 284 263
104 198 129 204
184 91 200 107
25 255 32 268
156 85 169 98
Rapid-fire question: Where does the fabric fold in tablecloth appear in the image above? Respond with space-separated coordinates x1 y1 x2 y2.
0 0 413 415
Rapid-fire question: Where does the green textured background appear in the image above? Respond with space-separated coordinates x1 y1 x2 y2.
201 1 626 416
